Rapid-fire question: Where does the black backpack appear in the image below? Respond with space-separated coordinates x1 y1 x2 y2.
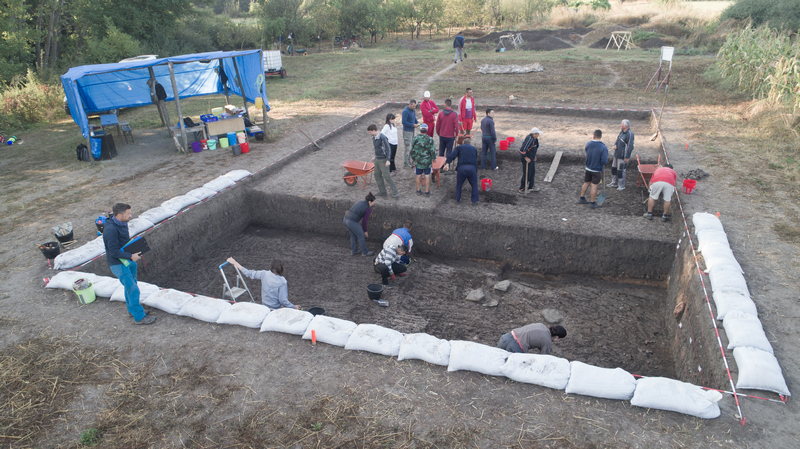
183 117 198 127
75 144 91 162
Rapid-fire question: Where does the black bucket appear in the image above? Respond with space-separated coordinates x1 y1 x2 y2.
367 283 384 301
55 230 74 243
39 242 61 260
308 307 326 316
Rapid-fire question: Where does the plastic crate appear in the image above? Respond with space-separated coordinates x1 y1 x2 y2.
200 114 218 123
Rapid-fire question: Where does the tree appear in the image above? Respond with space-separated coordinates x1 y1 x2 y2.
409 0 444 38
721 0 800 33
0 0 33 84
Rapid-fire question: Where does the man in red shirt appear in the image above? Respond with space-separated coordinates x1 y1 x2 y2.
644 163 677 222
435 99 460 161
420 91 439 138
458 87 476 135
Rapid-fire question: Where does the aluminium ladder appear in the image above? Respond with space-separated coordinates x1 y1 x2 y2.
219 261 255 302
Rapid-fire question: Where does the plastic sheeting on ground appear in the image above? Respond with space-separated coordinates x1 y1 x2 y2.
477 63 544 74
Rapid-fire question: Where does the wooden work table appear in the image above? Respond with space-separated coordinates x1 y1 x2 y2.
205 116 246 137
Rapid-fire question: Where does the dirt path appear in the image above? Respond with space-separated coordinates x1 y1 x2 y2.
602 59 621 88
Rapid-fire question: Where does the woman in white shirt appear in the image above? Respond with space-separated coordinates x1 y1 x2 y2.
381 113 399 174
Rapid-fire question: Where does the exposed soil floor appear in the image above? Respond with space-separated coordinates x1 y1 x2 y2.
162 226 674 378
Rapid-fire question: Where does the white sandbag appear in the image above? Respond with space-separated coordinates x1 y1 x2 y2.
91 276 121 297
397 333 451 366
110 281 159 303
138 206 178 225
185 187 216 201
733 347 791 396
708 263 749 295
565 361 637 400
45 271 98 290
700 242 742 273
447 341 509 377
260 308 314 335
216 302 270 328
127 217 155 237
223 169 251 182
161 194 200 212
696 229 729 253
723 311 773 354
500 353 571 390
302 315 357 347
177 295 231 323
141 288 193 314
203 176 236 192
692 212 724 235
53 238 106 270
712 290 757 320
631 377 722 419
344 324 404 356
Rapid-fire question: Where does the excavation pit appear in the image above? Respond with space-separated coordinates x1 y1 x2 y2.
83 104 691 382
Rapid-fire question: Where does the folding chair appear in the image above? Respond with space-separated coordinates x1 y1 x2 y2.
219 261 255 302
120 121 134 143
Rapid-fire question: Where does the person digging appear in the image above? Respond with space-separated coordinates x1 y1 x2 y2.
497 323 567 355
644 164 677 222
373 244 408 288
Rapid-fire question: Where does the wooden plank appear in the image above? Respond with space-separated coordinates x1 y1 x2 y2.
543 151 563 183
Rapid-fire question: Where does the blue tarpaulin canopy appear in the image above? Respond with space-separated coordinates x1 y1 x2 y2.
61 49 270 139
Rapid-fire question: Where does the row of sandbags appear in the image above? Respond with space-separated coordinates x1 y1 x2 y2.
52 170 252 270
693 212 791 398
46 270 723 419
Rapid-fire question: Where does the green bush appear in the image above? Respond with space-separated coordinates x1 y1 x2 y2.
0 70 64 130
631 30 662 44
79 427 101 446
721 0 800 32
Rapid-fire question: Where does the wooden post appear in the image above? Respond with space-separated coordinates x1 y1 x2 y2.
168 62 187 153
147 67 165 125
230 56 250 144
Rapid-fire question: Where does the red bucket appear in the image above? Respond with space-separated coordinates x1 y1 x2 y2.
240 142 250 154
506 136 515 145
201 139 208 150
682 179 696 194
499 140 509 151
481 178 492 191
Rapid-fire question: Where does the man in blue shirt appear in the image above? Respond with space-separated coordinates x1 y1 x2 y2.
102 203 156 325
444 138 480 204
401 99 419 168
480 108 498 170
454 32 465 63
579 130 609 209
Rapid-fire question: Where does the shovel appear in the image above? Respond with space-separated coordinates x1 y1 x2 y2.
596 169 606 206
297 121 323 149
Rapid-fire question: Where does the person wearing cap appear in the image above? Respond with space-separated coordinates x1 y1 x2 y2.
401 99 420 168
420 91 439 139
410 125 437 195
609 119 635 190
444 137 480 204
497 323 567 355
459 88 476 135
480 108 498 170
644 163 677 222
579 129 609 208
519 128 541 193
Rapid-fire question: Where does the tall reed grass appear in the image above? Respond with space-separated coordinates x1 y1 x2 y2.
717 26 800 111
0 70 65 131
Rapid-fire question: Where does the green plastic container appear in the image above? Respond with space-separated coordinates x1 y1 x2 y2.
208 139 217 150
219 137 229 148
72 279 96 305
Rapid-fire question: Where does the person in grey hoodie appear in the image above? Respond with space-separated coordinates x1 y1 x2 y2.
609 119 635 190
369 124 399 197
226 257 300 310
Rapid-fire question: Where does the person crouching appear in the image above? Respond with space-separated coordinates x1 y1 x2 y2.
373 244 408 287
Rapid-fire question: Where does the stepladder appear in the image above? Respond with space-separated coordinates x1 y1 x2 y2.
219 261 255 302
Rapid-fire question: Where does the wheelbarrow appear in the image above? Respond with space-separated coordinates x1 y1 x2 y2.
341 160 374 189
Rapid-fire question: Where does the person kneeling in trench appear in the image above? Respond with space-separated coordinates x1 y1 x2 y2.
373 244 408 287
226 257 300 310
497 323 566 355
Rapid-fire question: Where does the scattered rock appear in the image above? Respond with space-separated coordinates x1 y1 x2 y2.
483 298 499 307
542 308 564 324
493 280 511 292
682 168 710 181
465 289 485 302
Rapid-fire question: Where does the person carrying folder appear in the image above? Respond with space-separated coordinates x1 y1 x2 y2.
103 203 156 325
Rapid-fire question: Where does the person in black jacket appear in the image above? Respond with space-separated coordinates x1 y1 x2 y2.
102 203 156 325
519 128 542 193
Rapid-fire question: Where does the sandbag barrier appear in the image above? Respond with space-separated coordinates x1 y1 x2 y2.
51 170 253 271
46 270 727 420
652 109 790 427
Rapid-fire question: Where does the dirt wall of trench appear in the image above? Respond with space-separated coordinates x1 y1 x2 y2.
247 192 676 279
663 232 731 389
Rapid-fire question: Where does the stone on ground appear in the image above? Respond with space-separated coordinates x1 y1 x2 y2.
542 308 564 324
465 289 485 302
493 280 511 292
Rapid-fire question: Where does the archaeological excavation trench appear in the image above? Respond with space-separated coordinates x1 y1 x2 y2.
82 104 723 386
